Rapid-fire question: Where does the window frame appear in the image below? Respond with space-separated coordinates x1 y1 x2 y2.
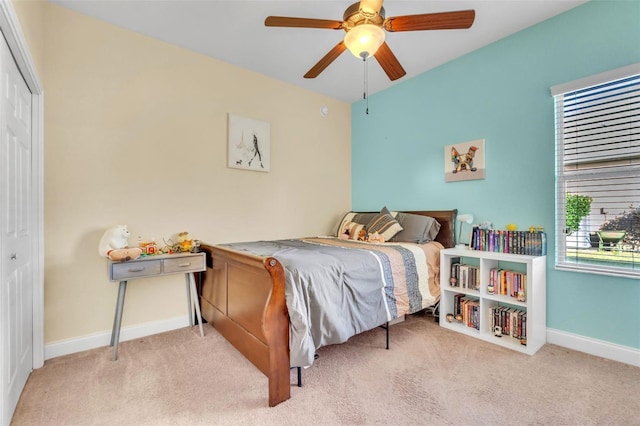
552 63 640 279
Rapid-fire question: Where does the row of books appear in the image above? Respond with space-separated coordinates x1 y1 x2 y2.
469 228 547 256
491 305 527 345
489 268 527 302
449 262 480 290
453 294 480 330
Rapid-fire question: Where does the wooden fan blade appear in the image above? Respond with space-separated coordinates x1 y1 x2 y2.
359 0 384 15
374 42 406 81
265 16 344 30
304 41 347 79
383 10 475 32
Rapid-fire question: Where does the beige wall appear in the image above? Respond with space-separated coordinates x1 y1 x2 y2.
37 4 351 344
11 0 45 78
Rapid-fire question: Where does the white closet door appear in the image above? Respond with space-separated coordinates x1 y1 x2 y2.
1 30 33 424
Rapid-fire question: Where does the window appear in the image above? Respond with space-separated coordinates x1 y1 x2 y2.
552 63 640 278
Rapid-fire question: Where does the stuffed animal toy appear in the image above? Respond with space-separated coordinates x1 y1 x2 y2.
177 231 193 252
107 247 143 262
367 232 385 243
98 225 141 261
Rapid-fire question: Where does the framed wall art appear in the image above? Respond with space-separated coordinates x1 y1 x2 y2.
444 139 486 182
228 114 270 172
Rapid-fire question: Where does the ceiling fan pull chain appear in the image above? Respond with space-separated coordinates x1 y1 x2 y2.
363 57 369 115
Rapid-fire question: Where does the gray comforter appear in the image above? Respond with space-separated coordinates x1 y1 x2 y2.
221 238 438 367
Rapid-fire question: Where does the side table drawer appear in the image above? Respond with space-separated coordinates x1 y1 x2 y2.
111 259 162 280
163 254 205 274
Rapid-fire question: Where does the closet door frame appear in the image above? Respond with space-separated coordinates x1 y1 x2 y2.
0 1 44 369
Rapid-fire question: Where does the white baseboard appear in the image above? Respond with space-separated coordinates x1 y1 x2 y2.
43 317 639 367
546 328 640 367
44 315 190 360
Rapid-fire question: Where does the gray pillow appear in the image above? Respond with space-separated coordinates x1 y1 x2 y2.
389 213 441 244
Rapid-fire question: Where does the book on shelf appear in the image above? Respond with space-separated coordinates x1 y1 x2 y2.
454 293 464 316
488 268 526 302
490 305 527 344
460 297 479 330
449 261 480 290
470 227 547 256
449 257 461 287
452 294 480 330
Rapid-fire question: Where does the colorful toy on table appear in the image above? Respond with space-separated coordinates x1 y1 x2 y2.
177 231 193 252
138 239 158 255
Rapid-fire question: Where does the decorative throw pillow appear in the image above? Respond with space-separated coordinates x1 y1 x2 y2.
335 211 378 237
366 207 403 241
343 221 366 240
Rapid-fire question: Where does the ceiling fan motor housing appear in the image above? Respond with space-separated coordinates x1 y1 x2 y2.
343 2 385 31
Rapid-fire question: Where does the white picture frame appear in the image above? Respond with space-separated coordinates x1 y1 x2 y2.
228 114 270 172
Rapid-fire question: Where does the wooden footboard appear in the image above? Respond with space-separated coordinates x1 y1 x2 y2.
197 209 457 407
199 243 290 407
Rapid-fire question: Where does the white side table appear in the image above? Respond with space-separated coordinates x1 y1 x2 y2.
107 252 206 360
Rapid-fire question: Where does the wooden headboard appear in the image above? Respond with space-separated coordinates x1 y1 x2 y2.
402 210 457 249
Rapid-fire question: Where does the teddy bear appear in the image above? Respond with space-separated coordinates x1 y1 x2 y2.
98 225 142 261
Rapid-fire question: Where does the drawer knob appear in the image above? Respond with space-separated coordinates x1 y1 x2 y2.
128 267 145 272
178 263 191 267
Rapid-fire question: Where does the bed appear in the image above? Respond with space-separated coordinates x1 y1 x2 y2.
198 209 457 407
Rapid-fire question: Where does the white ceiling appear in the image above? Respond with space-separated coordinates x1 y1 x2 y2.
49 0 588 103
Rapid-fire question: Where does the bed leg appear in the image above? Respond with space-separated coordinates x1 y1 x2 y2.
290 367 302 387
378 322 390 349
386 321 389 350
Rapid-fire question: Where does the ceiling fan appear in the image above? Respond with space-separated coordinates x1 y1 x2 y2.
265 0 475 81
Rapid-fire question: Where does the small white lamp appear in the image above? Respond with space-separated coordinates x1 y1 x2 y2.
456 213 474 249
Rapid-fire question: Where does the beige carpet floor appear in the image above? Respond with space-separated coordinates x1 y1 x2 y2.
11 314 640 426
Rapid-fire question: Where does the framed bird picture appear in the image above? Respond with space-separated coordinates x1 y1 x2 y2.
444 139 486 182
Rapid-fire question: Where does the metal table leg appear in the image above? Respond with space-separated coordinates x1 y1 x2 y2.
187 272 204 337
184 273 194 326
110 280 127 361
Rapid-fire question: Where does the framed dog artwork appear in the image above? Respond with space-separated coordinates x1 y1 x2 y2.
444 139 486 182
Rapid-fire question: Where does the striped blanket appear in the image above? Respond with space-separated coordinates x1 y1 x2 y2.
220 237 443 367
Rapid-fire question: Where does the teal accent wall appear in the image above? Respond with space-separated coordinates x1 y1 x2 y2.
351 1 640 349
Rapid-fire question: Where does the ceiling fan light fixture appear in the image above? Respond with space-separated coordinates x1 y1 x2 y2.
344 24 385 59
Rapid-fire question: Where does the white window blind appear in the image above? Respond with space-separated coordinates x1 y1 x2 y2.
553 64 640 278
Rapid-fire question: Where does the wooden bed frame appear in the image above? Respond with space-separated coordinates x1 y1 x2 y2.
198 209 457 407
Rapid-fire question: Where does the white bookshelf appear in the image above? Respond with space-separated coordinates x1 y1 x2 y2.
439 247 546 355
